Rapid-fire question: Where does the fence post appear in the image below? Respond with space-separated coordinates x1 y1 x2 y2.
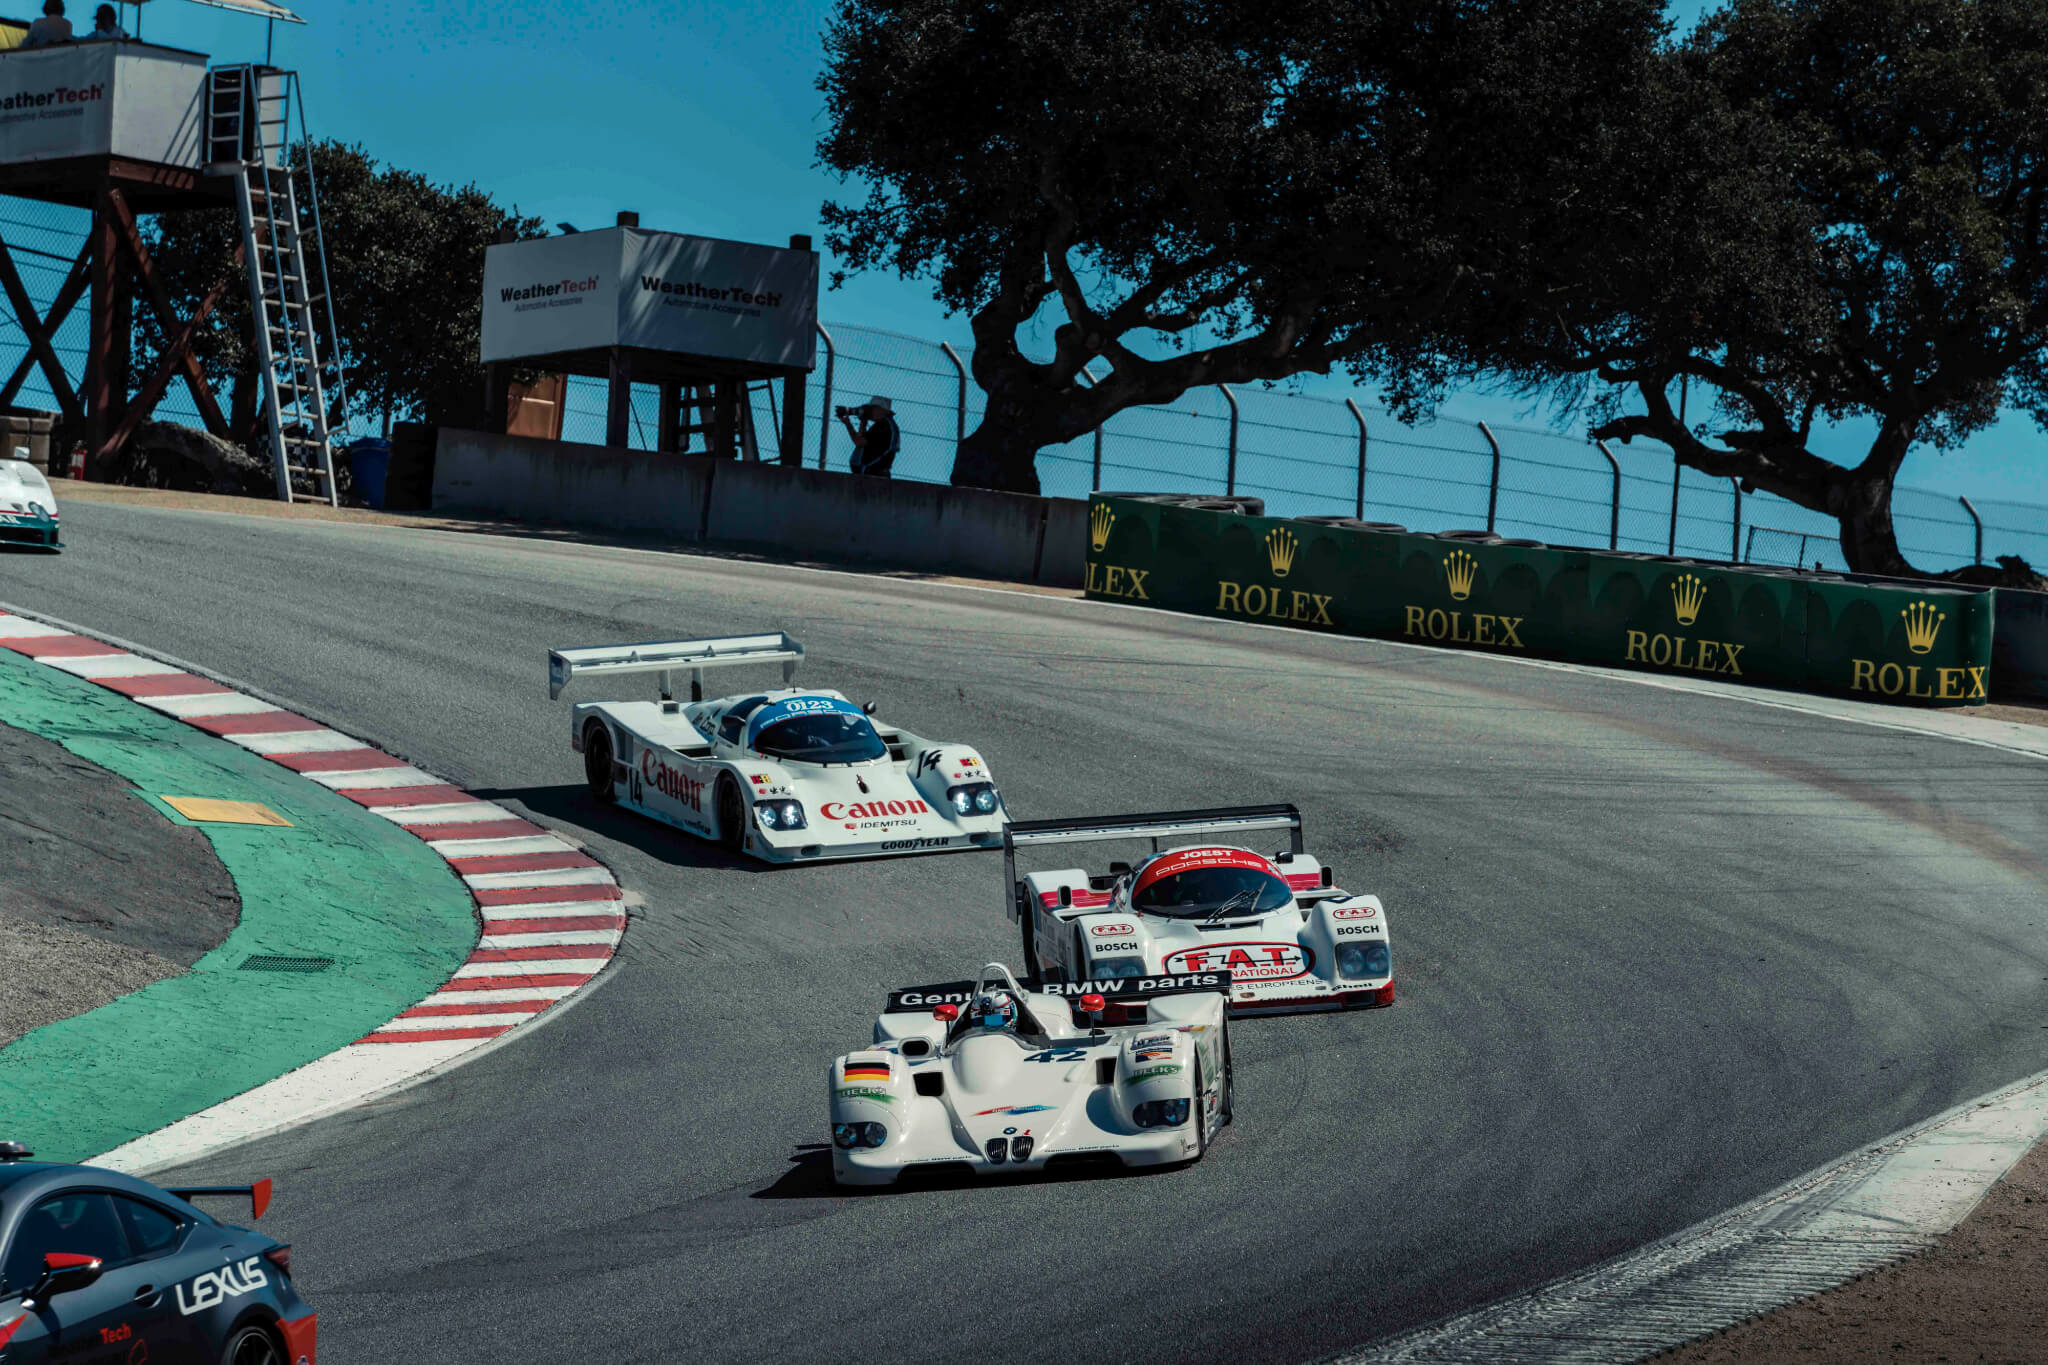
1959 495 1984 565
1219 383 1239 496
1478 421 1503 533
1729 477 1742 563
815 323 836 469
1594 439 1622 550
1345 398 1368 518
1079 363 1104 491
1667 461 1682 556
940 342 967 450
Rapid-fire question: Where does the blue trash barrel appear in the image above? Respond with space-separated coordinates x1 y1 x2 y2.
346 438 392 509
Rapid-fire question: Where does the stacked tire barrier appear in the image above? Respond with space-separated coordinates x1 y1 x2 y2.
1085 495 1995 708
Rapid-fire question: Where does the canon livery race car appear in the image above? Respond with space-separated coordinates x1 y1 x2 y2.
551 633 1007 863
0 1142 314 1364
0 458 59 551
829 963 1231 1186
1007 804 1394 1014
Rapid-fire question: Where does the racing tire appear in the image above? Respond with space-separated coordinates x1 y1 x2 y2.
220 1324 285 1365
584 723 617 805
1220 1029 1234 1126
716 775 746 855
1192 1057 1209 1161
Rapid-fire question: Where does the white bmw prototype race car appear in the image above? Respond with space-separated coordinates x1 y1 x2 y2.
550 633 1007 862
0 454 60 550
829 962 1232 1186
1008 804 1394 1014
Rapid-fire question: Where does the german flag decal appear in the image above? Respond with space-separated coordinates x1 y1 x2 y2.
843 1060 890 1082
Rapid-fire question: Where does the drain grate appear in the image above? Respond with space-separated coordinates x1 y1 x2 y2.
238 955 335 973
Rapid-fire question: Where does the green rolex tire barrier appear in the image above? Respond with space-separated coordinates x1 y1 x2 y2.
1085 496 1994 707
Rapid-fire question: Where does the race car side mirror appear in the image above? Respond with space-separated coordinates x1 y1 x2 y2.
1058 885 1072 908
28 1252 103 1306
1108 861 1131 877
862 700 877 715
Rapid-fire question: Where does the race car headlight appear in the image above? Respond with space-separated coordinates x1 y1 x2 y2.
1336 941 1391 980
857 1121 888 1148
1090 957 1146 979
833 1123 859 1149
1011 1135 1034 1161
755 799 805 831
1133 1098 1190 1129
947 782 999 817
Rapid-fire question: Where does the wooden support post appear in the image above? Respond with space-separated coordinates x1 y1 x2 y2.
483 362 510 434
103 188 229 438
606 349 633 449
658 381 680 453
83 189 119 475
778 367 806 465
95 253 243 471
711 377 737 459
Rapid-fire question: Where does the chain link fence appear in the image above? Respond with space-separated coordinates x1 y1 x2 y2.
2 193 2039 574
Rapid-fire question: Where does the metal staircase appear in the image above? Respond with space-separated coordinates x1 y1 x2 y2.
206 65 348 505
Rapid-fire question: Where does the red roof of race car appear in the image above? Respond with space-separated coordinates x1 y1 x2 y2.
1132 845 1281 895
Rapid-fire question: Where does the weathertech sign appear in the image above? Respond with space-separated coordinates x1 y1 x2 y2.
0 43 206 167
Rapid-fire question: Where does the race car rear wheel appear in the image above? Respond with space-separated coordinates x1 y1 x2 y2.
584 722 617 805
716 775 746 853
220 1324 284 1365
1220 1029 1235 1126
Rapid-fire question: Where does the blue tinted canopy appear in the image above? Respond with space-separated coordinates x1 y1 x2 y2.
745 695 866 746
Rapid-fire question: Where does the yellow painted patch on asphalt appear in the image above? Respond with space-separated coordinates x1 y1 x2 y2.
159 796 293 827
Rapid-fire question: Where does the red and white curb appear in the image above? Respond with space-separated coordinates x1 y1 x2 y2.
0 610 624 1171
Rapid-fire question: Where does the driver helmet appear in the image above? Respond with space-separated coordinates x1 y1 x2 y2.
970 991 1016 1030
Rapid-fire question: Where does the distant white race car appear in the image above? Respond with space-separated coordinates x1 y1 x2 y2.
0 456 60 551
1006 805 1394 1014
550 633 1008 863
829 961 1232 1186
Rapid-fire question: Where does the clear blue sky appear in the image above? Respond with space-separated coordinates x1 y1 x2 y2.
130 0 2043 509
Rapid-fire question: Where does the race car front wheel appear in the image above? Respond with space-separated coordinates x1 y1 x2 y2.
716 775 746 854
584 723 617 805
220 1324 285 1365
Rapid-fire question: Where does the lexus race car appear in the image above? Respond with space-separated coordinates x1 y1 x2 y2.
551 633 1007 863
0 1141 314 1363
829 963 1231 1186
1008 804 1394 1014
0 457 59 551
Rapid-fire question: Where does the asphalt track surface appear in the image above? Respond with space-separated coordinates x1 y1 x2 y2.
5 501 2047 1365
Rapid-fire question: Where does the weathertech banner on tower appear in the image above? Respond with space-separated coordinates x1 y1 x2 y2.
0 42 205 167
481 227 818 370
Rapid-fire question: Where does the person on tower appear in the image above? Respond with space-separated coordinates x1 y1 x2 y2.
23 0 74 46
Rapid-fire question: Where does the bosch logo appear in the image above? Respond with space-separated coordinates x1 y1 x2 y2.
1091 923 1135 936
1333 905 1378 919
1094 941 1141 952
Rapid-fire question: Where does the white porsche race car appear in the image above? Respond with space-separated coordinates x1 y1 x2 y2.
829 962 1232 1186
1007 805 1395 1014
551 633 1007 863
0 455 60 550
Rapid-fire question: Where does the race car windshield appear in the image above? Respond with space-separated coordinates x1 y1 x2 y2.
752 712 887 764
1131 866 1294 919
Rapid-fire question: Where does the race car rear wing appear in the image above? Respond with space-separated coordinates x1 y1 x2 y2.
166 1178 272 1220
1002 804 1303 920
548 633 803 702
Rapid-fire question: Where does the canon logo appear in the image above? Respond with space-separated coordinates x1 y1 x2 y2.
1333 905 1378 919
1091 923 1135 935
640 752 705 811
819 799 931 820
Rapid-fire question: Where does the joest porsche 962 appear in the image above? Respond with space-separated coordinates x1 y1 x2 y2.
828 963 1232 1186
0 456 60 552
551 633 1007 863
1007 804 1394 1014
0 1142 315 1364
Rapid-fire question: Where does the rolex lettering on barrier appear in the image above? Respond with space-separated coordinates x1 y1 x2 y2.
1398 551 1525 650
1618 573 1747 677
1213 527 1338 626
1846 599 1987 700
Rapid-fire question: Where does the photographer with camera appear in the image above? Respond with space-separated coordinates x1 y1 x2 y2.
836 396 901 478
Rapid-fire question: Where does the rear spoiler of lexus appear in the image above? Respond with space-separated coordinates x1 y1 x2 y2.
1001 804 1303 921
548 633 803 702
166 1178 272 1221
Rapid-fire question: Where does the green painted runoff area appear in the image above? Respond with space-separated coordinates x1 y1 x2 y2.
0 649 476 1160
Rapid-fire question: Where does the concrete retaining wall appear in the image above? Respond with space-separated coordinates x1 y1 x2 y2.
430 428 1087 587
